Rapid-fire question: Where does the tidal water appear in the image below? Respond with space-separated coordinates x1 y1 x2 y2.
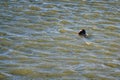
0 0 120 80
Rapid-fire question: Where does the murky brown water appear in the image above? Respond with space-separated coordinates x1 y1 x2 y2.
0 0 120 80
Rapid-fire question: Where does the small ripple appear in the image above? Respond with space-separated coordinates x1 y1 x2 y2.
0 72 9 80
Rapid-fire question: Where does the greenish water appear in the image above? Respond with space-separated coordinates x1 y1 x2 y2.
0 0 120 80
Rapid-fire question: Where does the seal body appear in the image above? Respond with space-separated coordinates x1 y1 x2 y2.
78 29 87 37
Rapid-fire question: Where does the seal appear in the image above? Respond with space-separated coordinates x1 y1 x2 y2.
78 29 87 37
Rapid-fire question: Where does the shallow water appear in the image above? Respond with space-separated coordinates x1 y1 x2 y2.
0 0 120 80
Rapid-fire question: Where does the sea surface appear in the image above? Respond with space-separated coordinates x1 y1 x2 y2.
0 0 120 80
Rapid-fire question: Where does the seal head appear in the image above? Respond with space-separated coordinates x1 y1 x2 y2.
78 29 87 37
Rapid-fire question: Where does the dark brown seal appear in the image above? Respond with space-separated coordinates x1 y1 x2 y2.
78 29 87 37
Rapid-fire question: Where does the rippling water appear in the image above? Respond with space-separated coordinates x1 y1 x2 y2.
0 0 120 80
